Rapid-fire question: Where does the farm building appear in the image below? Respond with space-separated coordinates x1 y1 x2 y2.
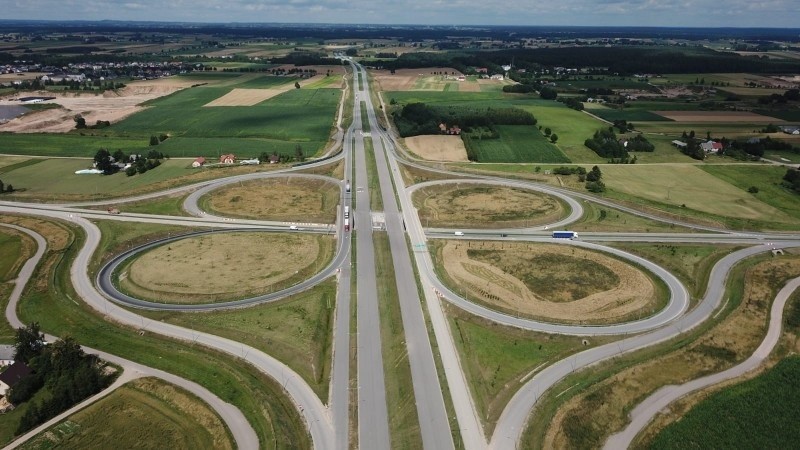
0 361 32 397
219 154 235 164
192 157 206 168
780 126 800 135
269 154 280 164
701 140 724 153
671 140 688 149
0 346 13 367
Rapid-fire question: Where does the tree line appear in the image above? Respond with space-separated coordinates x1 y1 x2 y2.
9 323 114 436
392 102 536 137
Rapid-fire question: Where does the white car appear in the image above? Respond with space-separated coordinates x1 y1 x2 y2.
289 225 298 230
454 231 465 236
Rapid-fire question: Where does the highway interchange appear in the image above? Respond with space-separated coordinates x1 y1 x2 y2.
2 59 800 449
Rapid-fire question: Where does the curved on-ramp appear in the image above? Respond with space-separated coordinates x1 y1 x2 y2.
0 223 259 450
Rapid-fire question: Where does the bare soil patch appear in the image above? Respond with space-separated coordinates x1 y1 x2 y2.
204 88 287 106
203 177 339 223
0 80 188 133
371 67 464 92
414 184 565 228
120 232 331 303
404 135 468 162
653 110 782 122
436 241 657 324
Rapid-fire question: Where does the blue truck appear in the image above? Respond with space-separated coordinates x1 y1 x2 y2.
552 231 578 239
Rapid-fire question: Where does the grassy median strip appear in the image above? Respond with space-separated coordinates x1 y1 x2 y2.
18 377 234 450
0 228 33 343
8 216 310 448
374 232 423 448
364 138 383 211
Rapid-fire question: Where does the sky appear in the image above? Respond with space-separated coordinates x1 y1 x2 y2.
5 0 800 28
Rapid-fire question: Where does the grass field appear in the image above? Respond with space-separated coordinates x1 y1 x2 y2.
585 106 672 123
446 303 593 435
647 356 800 450
601 165 795 224
118 232 334 304
0 229 24 282
466 125 570 163
413 184 566 228
365 138 383 211
116 194 191 216
610 243 742 300
700 165 800 221
140 281 336 399
571 200 694 233
18 377 234 450
202 177 340 223
5 215 310 448
0 133 151 158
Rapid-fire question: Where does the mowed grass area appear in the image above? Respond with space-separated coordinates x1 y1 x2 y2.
700 165 800 221
446 303 608 435
647 356 800 450
8 215 310 448
601 165 796 225
18 377 234 450
0 228 30 344
413 184 567 228
118 232 334 304
466 125 570 163
140 281 336 399
584 103 671 123
202 177 340 223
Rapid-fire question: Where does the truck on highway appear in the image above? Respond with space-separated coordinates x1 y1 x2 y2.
344 205 350 218
552 230 578 239
344 218 350 231
345 180 351 193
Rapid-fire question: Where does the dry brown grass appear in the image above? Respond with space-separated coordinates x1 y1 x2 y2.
436 241 657 324
544 251 800 450
120 232 331 303
203 177 339 223
404 135 468 162
0 215 73 292
413 184 565 228
371 67 464 91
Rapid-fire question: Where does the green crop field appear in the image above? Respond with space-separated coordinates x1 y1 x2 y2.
229 75 296 89
467 125 570 163
649 356 800 450
754 109 800 121
634 121 768 137
518 102 607 163
0 133 150 158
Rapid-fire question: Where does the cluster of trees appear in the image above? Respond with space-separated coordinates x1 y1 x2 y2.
73 115 112 130
10 323 113 435
585 165 605 192
584 128 630 159
726 136 796 159
612 120 635 133
392 102 536 137
558 97 584 111
784 169 800 194
0 179 15 193
149 134 169 146
539 86 557 100
758 88 800 105
93 148 166 176
625 135 655 152
259 145 305 163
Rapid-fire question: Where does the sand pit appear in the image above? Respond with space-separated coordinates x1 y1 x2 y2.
437 241 657 324
653 110 782 122
0 80 187 133
405 135 468 161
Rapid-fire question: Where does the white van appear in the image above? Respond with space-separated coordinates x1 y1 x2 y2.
454 231 465 236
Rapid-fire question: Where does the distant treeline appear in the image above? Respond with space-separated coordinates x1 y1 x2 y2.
384 46 800 75
392 102 536 137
